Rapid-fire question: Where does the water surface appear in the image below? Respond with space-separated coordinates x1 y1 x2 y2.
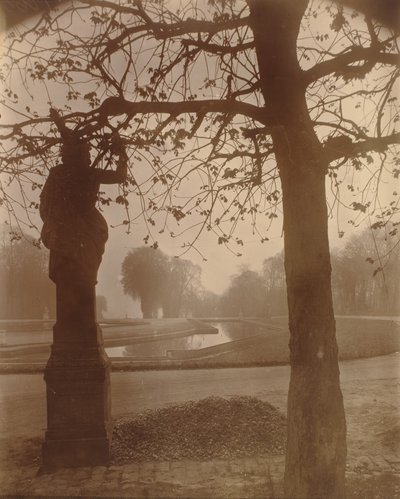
106 321 266 358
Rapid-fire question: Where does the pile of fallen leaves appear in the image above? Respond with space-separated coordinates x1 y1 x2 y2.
111 396 286 463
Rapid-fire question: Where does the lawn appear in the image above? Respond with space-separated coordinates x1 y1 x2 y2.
187 317 400 367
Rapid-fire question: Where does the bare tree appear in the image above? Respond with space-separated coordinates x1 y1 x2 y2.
0 1 399 496
220 266 268 317
163 257 202 318
262 251 287 316
190 288 221 318
332 229 400 314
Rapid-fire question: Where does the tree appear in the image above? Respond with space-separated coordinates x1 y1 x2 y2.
220 266 268 317
331 229 400 315
372 234 400 314
190 289 221 318
121 247 202 318
1 1 399 496
122 247 202 318
96 294 108 320
121 246 169 318
0 232 55 319
262 251 287 316
163 257 202 318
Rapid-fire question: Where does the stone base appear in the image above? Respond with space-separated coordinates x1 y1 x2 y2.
42 324 112 468
42 436 111 468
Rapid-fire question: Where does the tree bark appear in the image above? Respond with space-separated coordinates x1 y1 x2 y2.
248 1 347 497
280 150 347 499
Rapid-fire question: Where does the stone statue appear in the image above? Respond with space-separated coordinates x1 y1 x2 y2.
40 109 128 328
40 109 127 467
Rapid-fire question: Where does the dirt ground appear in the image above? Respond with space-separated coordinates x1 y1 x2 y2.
343 375 400 498
344 377 399 460
0 355 399 497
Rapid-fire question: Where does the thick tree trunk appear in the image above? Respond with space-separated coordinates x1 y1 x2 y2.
248 1 347 497
280 150 347 499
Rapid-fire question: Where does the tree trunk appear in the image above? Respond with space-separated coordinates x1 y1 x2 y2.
141 296 153 319
280 152 347 499
248 1 347 497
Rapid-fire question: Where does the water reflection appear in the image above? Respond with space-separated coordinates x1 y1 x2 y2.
106 321 265 358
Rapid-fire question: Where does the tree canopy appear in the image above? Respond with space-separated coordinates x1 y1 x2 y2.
121 246 169 317
121 245 202 318
220 266 268 317
0 0 398 250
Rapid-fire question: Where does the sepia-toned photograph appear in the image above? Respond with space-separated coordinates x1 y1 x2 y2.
0 0 399 497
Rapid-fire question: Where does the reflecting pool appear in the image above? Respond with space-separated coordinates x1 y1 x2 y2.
106 321 266 358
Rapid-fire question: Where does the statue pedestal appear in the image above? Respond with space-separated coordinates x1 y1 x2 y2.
42 323 112 467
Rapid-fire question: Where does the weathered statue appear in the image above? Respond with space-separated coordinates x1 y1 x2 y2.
40 110 126 466
40 109 127 328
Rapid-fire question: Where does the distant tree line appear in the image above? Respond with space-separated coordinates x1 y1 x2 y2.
0 228 108 320
121 229 400 319
120 246 270 319
0 233 56 319
331 230 400 315
1 229 398 320
263 229 400 317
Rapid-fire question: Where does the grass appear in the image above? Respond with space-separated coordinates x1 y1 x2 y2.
215 317 400 366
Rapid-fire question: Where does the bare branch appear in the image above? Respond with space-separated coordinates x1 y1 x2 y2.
324 132 400 162
150 16 251 39
78 0 141 15
94 97 273 126
181 40 254 55
303 47 400 85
